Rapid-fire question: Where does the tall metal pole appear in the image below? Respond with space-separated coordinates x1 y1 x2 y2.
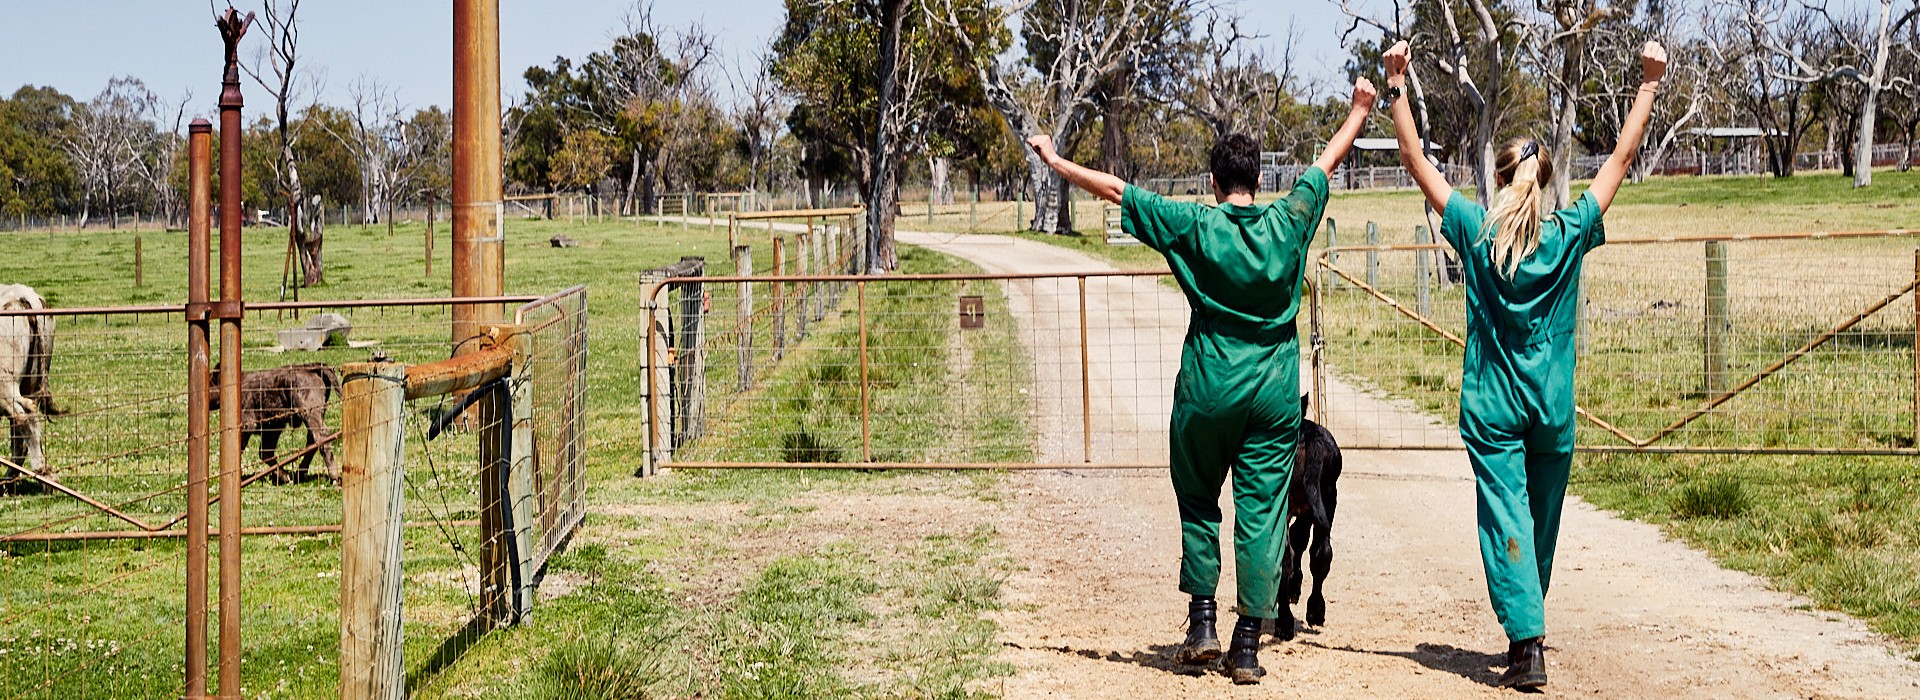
184 117 213 700
452 0 505 351
215 11 253 698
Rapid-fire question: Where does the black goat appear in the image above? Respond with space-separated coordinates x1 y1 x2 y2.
1276 394 1341 640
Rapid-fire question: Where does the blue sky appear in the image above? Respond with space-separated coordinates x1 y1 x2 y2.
0 1 1364 119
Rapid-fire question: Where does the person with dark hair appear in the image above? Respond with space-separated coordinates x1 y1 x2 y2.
1381 39 1667 690
1025 76 1375 684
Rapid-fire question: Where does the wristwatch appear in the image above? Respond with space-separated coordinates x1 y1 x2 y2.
1384 84 1404 104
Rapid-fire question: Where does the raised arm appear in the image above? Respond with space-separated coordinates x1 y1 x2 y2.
1382 41 1452 212
1311 78 1378 176
1587 41 1666 212
1027 135 1126 204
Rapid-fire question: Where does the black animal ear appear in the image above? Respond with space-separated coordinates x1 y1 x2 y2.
1300 393 1311 412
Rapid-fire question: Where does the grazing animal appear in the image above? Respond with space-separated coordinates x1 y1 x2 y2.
0 284 57 489
210 362 340 483
1276 394 1342 641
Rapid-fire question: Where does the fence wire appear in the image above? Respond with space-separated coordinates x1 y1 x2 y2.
0 292 588 699
1312 234 1920 453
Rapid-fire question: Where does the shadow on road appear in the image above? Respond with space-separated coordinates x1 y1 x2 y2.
1300 639 1508 686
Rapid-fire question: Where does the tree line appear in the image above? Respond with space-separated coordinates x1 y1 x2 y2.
2 0 1915 273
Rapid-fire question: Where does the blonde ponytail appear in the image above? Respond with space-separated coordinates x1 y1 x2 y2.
1483 139 1552 278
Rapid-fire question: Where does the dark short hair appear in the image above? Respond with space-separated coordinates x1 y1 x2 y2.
1210 134 1261 195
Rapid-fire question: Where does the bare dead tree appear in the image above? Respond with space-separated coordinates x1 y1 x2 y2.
1715 0 1919 184
1883 32 1920 169
1520 0 1621 208
590 2 718 215
1580 8 1710 183
728 46 788 200
1706 0 1823 178
239 0 324 286
139 90 195 229
1180 9 1281 139
937 0 1191 235
61 76 161 229
326 77 401 228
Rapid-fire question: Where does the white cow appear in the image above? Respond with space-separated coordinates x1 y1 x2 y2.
0 284 55 483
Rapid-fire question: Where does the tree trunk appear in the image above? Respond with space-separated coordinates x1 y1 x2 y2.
1546 14 1583 210
625 146 641 215
864 0 908 273
930 156 950 205
1102 96 1130 181
1023 154 1066 234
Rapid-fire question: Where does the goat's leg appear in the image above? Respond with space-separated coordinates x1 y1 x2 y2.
297 407 336 482
1273 515 1312 641
1306 522 1334 627
4 398 42 493
257 427 292 485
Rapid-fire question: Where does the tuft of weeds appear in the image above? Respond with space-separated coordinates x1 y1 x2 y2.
1672 473 1751 519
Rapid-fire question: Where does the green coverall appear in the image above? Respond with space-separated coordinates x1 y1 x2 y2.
1120 166 1329 618
1438 189 1607 642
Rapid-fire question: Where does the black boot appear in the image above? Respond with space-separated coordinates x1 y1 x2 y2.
1496 637 1547 689
1173 596 1221 665
1226 615 1266 684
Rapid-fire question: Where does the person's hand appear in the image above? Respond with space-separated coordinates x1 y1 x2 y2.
1026 134 1057 164
1352 77 1377 114
1382 40 1411 86
1640 41 1667 84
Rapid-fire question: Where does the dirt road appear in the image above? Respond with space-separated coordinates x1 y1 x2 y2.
899 231 1920 699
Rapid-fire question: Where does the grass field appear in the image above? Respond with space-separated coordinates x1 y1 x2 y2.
994 169 1920 653
0 217 1020 698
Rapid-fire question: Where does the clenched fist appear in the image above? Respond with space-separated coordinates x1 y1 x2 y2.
1026 134 1057 163
1640 41 1667 84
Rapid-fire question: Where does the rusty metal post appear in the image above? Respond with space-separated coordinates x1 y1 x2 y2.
1079 276 1092 463
184 118 213 700
859 281 871 462
215 10 253 697
452 0 505 352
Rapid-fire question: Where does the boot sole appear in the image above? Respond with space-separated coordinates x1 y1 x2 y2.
1172 644 1221 665
1496 670 1547 689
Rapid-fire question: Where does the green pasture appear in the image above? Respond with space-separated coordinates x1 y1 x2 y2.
0 217 1018 697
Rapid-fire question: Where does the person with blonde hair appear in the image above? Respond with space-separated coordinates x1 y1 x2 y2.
1380 38 1667 689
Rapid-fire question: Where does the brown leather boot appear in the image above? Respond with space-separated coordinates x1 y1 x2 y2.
1172 597 1221 665
1496 636 1547 689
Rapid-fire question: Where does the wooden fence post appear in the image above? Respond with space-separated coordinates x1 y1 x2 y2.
1364 221 1379 288
480 335 533 625
339 361 407 700
1323 218 1339 286
1704 241 1731 394
1912 249 1918 448
735 245 753 390
134 234 144 287
797 232 813 341
809 224 826 322
640 271 672 476
1414 225 1432 319
478 326 535 625
772 237 787 361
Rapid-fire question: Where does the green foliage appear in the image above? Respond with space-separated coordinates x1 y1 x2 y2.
1672 474 1751 519
0 85 81 217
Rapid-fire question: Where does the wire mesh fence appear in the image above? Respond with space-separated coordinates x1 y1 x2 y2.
1310 233 1920 454
0 291 589 699
645 270 1191 469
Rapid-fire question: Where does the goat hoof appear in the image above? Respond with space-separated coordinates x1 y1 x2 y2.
1307 598 1326 627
